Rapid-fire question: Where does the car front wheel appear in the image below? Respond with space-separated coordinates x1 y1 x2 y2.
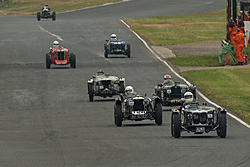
114 104 122 127
171 112 181 138
154 103 162 125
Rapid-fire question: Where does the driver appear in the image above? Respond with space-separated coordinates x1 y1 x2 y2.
163 74 175 86
42 4 50 12
110 34 117 41
183 92 194 104
124 86 135 99
52 40 60 49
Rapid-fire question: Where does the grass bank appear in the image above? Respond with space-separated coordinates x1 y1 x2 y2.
182 68 250 125
0 0 120 15
124 10 226 45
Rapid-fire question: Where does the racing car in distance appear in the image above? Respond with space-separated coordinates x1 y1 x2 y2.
114 86 162 126
37 6 56 21
155 75 196 107
104 34 130 58
171 92 227 138
46 44 76 69
87 70 125 102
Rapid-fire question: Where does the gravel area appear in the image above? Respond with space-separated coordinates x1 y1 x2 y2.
166 41 221 57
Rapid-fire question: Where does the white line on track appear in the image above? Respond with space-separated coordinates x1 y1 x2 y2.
120 19 250 129
57 0 132 14
38 25 63 41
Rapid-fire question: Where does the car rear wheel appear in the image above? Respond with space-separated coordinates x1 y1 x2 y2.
171 112 181 138
217 112 227 138
89 93 94 102
70 53 76 68
114 104 122 127
46 53 51 69
104 44 108 58
126 43 131 58
52 12 56 21
37 12 41 21
154 103 162 125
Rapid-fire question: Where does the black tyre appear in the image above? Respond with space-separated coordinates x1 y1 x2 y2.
114 104 122 127
104 44 108 58
70 53 76 68
171 112 181 138
154 103 162 125
126 43 131 58
217 112 227 138
89 93 94 102
37 12 41 21
52 12 56 21
46 53 51 69
119 81 125 93
171 113 173 136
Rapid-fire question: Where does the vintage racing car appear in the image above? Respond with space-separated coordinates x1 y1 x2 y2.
171 92 227 138
37 7 56 21
87 71 125 102
46 45 76 69
114 86 162 126
155 80 196 107
104 34 130 58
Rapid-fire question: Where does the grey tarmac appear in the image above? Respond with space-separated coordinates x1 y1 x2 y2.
0 0 249 167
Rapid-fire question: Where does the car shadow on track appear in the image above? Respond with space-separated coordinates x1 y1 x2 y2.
93 99 115 102
49 66 72 69
172 135 221 139
105 56 129 59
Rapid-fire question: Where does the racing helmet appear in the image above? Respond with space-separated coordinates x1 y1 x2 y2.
164 74 172 80
110 34 117 40
125 86 134 94
97 69 104 75
184 92 193 104
53 41 59 48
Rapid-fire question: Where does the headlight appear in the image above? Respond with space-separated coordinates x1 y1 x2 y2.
128 101 134 106
207 114 213 119
187 113 192 119
167 89 171 94
99 85 104 89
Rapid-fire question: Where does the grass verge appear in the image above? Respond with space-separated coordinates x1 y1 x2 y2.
167 55 221 67
0 0 121 15
181 68 250 125
124 9 226 45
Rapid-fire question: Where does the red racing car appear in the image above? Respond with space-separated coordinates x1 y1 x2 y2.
46 46 76 69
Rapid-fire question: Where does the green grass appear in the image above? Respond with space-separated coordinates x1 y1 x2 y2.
0 0 121 14
167 55 221 67
124 10 226 45
181 68 250 125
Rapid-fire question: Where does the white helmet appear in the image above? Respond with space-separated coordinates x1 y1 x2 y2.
125 86 134 94
110 34 117 40
53 41 59 48
184 92 193 104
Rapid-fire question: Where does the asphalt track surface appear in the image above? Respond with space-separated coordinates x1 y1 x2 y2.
0 0 249 166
